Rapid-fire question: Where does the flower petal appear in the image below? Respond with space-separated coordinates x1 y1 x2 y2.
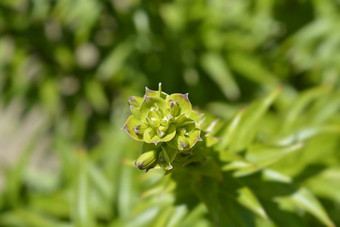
166 93 192 118
140 96 168 120
128 96 144 119
122 115 146 141
168 126 201 151
144 124 176 145
169 100 180 117
128 96 144 108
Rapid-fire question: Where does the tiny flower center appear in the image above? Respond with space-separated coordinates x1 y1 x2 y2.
150 118 160 127
146 110 162 128
178 128 187 136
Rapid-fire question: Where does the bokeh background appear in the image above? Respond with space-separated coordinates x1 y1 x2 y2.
0 0 339 226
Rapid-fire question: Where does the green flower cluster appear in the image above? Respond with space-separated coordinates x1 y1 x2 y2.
122 83 202 171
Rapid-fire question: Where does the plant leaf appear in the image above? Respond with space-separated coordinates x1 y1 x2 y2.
275 188 335 227
236 186 269 220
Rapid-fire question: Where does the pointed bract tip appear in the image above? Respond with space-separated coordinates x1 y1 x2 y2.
133 125 141 136
180 141 188 149
170 101 178 108
197 136 203 142
128 96 135 104
183 93 189 101
130 105 135 112
135 161 144 170
157 129 165 137
145 87 154 97
121 123 128 131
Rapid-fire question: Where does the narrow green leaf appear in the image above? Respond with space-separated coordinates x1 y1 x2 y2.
192 177 221 224
201 52 240 100
228 52 278 87
245 143 305 167
0 209 71 227
88 164 113 202
229 87 281 152
97 41 132 80
216 108 245 150
274 125 340 146
85 79 108 113
166 205 188 227
225 143 304 177
282 86 330 132
305 167 340 201
237 186 269 220
275 188 335 227
73 151 96 227
151 207 174 227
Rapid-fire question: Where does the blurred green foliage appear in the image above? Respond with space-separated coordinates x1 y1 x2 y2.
0 0 340 226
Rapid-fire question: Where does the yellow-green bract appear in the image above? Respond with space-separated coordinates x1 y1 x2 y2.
122 83 202 171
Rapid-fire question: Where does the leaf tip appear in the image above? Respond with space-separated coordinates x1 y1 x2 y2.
128 96 136 105
121 123 128 131
181 93 190 102
180 141 188 150
134 160 144 170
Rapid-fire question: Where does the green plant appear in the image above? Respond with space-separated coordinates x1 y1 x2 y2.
123 84 340 227
1 0 340 226
123 83 203 171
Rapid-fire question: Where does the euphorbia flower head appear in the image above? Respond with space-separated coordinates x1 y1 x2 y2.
123 83 202 171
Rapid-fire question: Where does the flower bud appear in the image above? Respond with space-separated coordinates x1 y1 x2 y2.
170 101 180 117
135 149 160 170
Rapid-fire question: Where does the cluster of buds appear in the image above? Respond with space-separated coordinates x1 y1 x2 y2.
122 83 202 171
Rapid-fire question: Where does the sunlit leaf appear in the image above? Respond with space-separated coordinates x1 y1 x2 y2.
275 188 335 227
236 186 269 220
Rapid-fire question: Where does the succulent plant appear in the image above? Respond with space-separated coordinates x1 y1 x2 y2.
122 83 202 171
